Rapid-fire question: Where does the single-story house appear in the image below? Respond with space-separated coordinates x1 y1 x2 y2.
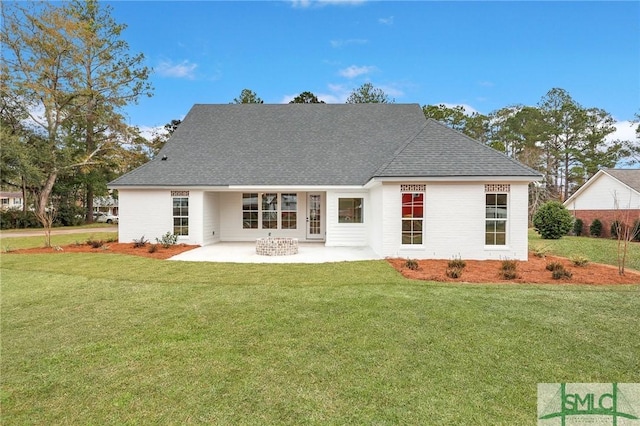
93 196 119 216
564 168 640 237
0 192 24 211
109 104 542 260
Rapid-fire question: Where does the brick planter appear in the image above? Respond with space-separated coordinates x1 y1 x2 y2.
256 237 299 256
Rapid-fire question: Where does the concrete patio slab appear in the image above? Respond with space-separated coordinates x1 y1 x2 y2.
169 242 382 263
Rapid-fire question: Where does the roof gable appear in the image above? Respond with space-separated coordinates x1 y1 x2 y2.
110 104 541 187
564 168 640 207
375 119 542 178
604 169 640 193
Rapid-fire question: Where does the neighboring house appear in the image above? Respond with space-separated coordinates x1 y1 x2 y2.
0 192 24 211
93 196 119 216
109 104 541 260
564 168 640 238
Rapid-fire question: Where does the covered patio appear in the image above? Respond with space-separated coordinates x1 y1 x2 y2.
169 242 381 263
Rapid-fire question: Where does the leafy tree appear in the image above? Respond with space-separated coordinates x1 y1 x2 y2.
346 83 394 104
532 201 573 239
164 119 182 135
289 91 325 104
232 89 263 104
1 0 152 236
422 104 489 142
537 88 617 200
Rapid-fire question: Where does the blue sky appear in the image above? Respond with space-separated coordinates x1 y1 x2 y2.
108 1 639 140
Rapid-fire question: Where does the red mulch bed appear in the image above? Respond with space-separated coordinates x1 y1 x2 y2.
6 242 198 260
387 254 640 285
6 243 639 284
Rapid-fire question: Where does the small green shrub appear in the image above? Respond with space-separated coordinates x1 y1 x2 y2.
589 219 602 237
133 236 148 248
573 218 584 236
446 267 463 279
499 259 518 279
546 262 564 272
148 244 158 253
569 255 589 267
156 232 178 248
632 219 640 242
404 259 419 270
86 239 104 249
531 244 550 258
532 201 573 239
610 220 623 239
447 256 466 269
551 266 573 280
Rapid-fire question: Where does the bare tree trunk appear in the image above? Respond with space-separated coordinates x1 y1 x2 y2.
34 172 58 247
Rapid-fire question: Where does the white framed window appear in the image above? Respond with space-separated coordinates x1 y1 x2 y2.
485 193 508 245
242 193 298 230
281 193 297 229
401 192 424 245
172 195 189 236
242 193 259 229
338 198 363 223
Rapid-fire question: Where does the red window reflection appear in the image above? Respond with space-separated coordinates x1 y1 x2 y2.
401 193 424 218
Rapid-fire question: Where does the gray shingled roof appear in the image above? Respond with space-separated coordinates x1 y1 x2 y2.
605 169 640 193
110 104 541 187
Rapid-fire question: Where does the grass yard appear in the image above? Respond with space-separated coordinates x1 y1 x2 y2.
529 230 640 271
1 249 639 425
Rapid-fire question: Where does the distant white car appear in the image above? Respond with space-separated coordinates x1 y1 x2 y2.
95 212 119 224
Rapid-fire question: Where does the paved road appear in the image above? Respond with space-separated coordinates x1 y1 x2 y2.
0 227 117 238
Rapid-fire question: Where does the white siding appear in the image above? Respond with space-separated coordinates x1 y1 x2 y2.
566 174 640 211
368 184 384 255
325 190 368 246
203 192 220 245
119 189 174 244
119 189 205 246
380 182 529 260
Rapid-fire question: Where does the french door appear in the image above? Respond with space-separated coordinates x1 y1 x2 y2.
306 193 324 240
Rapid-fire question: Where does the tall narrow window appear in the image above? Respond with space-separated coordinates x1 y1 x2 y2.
242 193 258 229
172 197 189 236
281 193 297 229
485 193 508 245
262 193 278 229
338 198 363 223
401 192 423 244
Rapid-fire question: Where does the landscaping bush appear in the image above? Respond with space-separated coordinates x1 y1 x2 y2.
156 232 178 248
446 267 463 279
133 236 149 248
569 255 589 267
54 205 85 227
499 259 519 279
86 239 104 249
573 218 583 236
610 220 623 239
0 210 40 229
532 201 573 239
404 259 419 270
546 262 563 272
148 244 158 253
447 256 466 269
633 219 640 242
589 219 603 237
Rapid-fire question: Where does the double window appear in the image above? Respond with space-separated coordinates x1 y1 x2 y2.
485 193 508 245
242 193 297 229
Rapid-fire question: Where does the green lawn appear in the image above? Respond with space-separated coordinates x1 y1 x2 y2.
529 229 640 271
1 250 639 424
